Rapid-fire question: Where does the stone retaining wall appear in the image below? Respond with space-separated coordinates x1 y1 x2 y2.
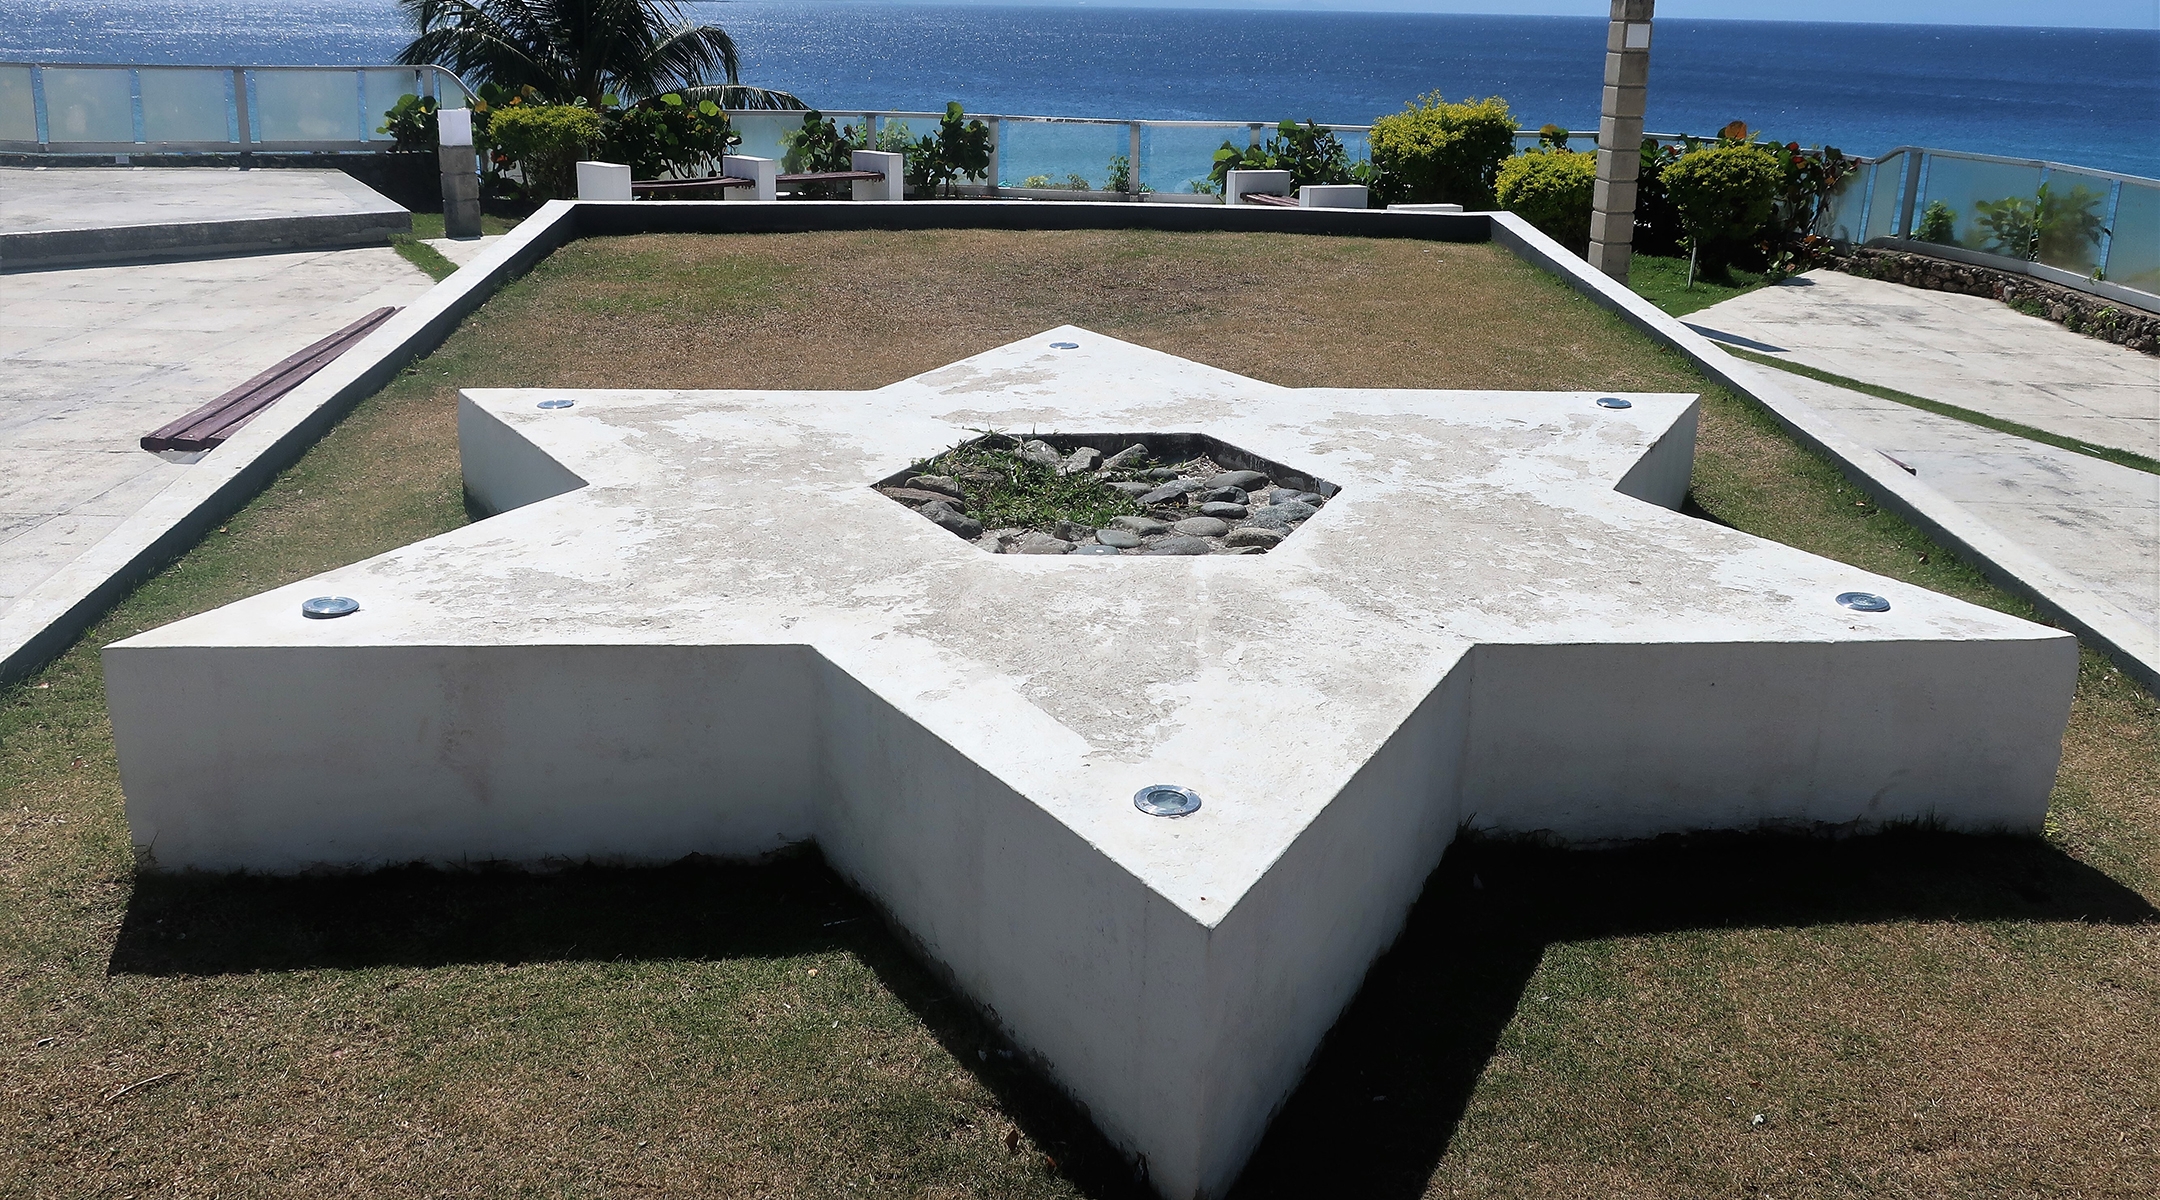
1825 246 2159 356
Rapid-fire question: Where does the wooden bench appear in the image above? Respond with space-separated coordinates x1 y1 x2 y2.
631 175 755 196
141 307 399 454
777 170 885 186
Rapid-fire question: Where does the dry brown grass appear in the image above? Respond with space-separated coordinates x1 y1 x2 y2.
2 230 2154 1200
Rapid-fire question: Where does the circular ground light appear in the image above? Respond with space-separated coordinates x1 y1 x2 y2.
1836 591 1891 612
1596 396 1633 409
537 398 576 410
1134 784 1201 817
1049 341 1079 350
301 596 360 619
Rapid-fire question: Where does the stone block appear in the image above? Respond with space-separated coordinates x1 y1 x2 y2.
1225 168 1293 205
851 150 904 201
575 160 632 202
1298 184 1367 209
722 154 778 202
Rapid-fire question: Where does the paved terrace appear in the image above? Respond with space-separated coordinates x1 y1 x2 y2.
1691 272 2160 657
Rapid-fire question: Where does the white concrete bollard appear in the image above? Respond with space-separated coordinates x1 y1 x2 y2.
575 161 633 201
850 150 905 201
1224 169 1293 206
1299 184 1368 209
722 155 778 202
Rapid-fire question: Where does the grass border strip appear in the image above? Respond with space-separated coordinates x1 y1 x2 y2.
1718 345 2160 477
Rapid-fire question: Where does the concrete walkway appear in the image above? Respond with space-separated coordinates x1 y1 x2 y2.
1691 271 2160 664
1 245 436 647
1687 270 2160 459
1 167 410 268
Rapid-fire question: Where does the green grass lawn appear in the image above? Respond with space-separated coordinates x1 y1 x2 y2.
1626 252 1772 316
391 211 527 280
3 231 2154 1199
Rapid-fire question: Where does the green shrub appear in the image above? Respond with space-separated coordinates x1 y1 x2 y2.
1914 199 1957 244
601 92 735 182
377 93 438 152
1209 120 1359 194
488 103 602 199
1366 93 1515 207
1659 142 1782 267
1494 148 1596 248
914 102 992 197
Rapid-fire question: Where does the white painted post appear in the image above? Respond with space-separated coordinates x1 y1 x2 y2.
1224 169 1292 206
722 155 777 202
1588 0 1653 282
437 105 481 239
1298 184 1368 209
575 161 632 201
851 149 904 201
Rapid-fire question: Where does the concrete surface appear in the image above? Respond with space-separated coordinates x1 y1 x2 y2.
1686 270 2160 459
1492 212 2160 690
425 235 503 268
0 246 435 664
1773 369 2160 635
105 329 2074 1199
0 167 411 268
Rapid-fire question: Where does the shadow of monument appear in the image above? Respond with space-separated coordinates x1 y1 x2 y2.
109 831 2155 1199
1225 828 2159 1199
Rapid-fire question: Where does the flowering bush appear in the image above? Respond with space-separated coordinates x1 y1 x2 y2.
488 103 603 199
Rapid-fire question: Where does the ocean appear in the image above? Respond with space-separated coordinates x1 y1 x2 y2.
5 0 2156 177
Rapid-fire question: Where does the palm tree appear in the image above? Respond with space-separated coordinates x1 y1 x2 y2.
396 0 805 109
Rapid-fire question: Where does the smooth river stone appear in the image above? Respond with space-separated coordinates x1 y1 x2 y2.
1172 516 1230 537
1096 528 1143 549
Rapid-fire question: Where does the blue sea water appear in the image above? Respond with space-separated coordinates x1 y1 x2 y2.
6 0 2156 176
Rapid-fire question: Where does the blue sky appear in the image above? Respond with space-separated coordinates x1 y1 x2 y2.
869 0 2160 29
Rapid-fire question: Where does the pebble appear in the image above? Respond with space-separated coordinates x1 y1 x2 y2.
1198 502 1248 519
1225 526 1283 548
905 474 963 498
1200 486 1249 504
1100 444 1149 470
1110 515 1170 535
1018 439 1062 467
1205 470 1269 490
973 532 1005 553
1295 492 1327 506
922 503 984 540
1071 544 1123 555
1141 535 1214 555
1141 467 1181 481
1172 516 1230 537
1138 481 1202 506
1268 488 1302 504
1246 501 1316 530
1096 528 1143 548
1057 447 1101 476
881 486 961 507
1108 481 1156 498
1048 519 1096 543
1217 545 1270 555
1014 531 1074 554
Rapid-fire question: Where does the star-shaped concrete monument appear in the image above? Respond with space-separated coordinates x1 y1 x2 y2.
106 329 2076 1198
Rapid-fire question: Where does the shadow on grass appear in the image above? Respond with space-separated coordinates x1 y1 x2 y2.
108 848 1154 1199
1227 827 2159 1199
108 830 2156 1199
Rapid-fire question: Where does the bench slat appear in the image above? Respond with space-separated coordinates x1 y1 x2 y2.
1243 192 1299 207
141 307 400 453
776 170 884 183
631 175 754 193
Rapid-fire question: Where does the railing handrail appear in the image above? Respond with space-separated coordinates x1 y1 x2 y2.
1872 144 2160 189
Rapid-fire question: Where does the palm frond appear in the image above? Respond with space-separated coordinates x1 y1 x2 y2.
677 84 809 111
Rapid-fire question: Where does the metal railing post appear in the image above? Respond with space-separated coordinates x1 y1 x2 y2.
230 68 250 158
1128 121 1142 198
1898 151 1923 238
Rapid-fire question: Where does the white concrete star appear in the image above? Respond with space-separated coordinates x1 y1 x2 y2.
106 328 2074 1197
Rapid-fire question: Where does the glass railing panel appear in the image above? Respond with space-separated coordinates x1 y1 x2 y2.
1139 123 1250 195
363 69 423 141
1816 164 1868 242
432 70 469 109
254 68 361 143
139 69 232 144
999 118 1124 190
2102 181 2160 296
729 111 797 163
1917 153 2045 257
0 65 35 142
1863 151 1906 240
2034 168 2114 276
42 67 134 143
